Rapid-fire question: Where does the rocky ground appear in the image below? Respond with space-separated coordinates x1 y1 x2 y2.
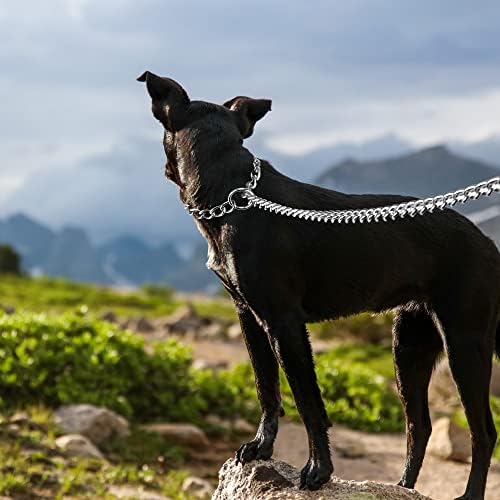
213 458 431 500
103 305 500 500
3 305 498 499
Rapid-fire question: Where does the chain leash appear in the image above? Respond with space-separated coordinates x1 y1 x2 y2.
186 157 500 223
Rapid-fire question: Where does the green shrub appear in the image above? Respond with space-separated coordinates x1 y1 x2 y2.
0 311 403 432
0 311 244 424
310 312 393 344
279 350 404 432
0 245 21 276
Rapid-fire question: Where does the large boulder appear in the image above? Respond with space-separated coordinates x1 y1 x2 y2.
54 404 129 445
213 458 431 500
140 422 210 449
181 476 213 499
55 434 103 459
427 417 471 462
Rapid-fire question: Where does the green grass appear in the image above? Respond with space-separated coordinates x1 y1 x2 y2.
309 312 393 343
0 406 197 499
0 275 236 320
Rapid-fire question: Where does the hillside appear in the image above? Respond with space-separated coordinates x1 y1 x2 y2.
0 214 216 291
316 145 500 202
316 145 500 245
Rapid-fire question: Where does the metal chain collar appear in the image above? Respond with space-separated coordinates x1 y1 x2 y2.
186 157 261 220
186 156 500 223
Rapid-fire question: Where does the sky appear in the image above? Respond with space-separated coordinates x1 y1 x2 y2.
2 1 500 242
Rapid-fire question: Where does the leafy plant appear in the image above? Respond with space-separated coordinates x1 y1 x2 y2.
0 311 239 423
279 350 404 432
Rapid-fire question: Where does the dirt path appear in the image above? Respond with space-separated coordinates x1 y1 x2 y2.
183 337 500 499
273 422 500 500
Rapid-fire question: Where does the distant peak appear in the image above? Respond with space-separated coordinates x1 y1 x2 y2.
418 144 450 155
337 158 360 168
6 212 35 224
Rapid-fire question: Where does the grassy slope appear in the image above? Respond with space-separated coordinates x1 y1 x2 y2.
0 275 236 320
0 406 194 499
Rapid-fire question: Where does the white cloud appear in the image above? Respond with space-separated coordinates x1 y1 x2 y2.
3 1 500 238
266 87 500 155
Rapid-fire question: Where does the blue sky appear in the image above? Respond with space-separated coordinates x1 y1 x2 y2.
2 1 500 242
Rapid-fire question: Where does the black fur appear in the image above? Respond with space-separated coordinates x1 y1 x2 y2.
139 72 500 499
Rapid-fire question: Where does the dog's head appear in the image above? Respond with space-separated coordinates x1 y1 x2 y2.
137 71 271 188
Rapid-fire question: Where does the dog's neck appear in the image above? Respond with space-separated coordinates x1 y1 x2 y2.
178 145 255 212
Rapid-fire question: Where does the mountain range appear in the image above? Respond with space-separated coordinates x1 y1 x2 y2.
2 143 500 291
0 214 215 291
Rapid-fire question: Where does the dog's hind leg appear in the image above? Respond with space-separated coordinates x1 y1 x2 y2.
265 313 333 491
234 305 283 463
392 304 443 489
437 309 497 500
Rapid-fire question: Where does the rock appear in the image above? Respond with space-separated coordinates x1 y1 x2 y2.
108 485 171 499
198 322 226 340
192 359 229 371
334 438 366 459
55 434 103 459
232 418 255 435
141 422 210 449
163 303 203 335
427 417 470 462
490 362 500 397
54 404 129 445
134 316 155 333
0 305 15 315
205 415 231 431
213 458 431 499
428 361 459 410
99 310 118 323
119 318 131 329
227 323 242 340
182 476 213 499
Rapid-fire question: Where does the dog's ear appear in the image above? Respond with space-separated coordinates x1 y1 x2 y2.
137 71 190 130
223 96 271 138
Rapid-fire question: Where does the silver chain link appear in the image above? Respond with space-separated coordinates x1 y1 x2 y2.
186 157 261 220
186 157 500 223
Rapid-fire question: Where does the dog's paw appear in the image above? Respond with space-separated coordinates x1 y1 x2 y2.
397 479 414 489
235 439 273 464
299 458 333 490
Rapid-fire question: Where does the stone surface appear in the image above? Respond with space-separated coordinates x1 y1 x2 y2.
429 360 500 406
134 316 155 333
55 434 103 459
490 362 500 397
232 418 255 435
227 322 242 340
192 359 229 371
181 476 213 499
427 417 471 463
108 485 171 499
141 422 210 449
335 438 366 459
54 404 129 445
163 303 203 335
99 310 118 323
213 458 431 499
428 361 458 410
198 322 226 340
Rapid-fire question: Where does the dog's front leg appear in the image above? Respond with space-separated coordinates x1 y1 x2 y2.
266 314 333 490
234 306 283 464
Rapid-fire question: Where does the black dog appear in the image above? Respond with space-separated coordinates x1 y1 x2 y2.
138 71 500 500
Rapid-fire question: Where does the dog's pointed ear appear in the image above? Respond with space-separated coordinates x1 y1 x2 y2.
223 96 271 138
137 71 190 130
